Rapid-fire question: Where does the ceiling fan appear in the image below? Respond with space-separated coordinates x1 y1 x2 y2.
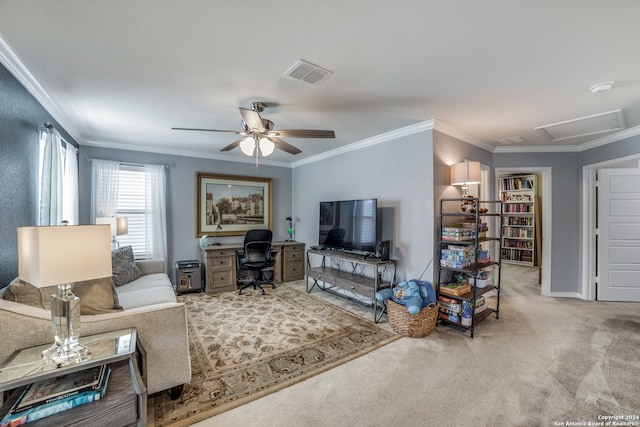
172 102 335 164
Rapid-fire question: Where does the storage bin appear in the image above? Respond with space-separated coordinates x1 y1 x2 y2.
386 299 439 338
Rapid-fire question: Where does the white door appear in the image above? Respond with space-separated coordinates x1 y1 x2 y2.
598 168 640 301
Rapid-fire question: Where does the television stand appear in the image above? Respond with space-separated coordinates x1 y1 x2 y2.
305 248 397 323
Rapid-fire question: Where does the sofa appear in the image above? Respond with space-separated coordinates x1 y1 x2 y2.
0 253 191 397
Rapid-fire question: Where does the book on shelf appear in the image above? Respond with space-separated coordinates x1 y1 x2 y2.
1 365 111 427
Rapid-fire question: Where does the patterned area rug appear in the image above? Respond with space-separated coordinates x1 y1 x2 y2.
150 284 398 426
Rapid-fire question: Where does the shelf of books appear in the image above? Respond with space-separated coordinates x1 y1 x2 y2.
499 174 537 266
0 360 138 427
436 198 503 338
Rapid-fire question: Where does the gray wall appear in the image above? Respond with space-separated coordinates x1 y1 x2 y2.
580 134 640 166
292 130 434 283
78 145 293 282
493 151 581 293
0 64 79 287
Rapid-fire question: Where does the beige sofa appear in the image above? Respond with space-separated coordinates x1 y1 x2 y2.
0 259 191 396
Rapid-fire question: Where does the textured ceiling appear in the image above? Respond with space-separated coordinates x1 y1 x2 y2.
1 0 639 166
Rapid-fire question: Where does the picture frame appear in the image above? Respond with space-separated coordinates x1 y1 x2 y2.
196 173 272 237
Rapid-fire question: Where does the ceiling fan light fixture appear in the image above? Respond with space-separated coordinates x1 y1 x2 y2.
259 138 275 156
239 137 256 156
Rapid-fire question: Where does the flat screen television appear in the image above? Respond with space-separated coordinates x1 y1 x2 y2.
319 198 377 255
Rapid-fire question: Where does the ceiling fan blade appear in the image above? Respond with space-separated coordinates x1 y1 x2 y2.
172 127 241 134
239 107 265 132
270 137 302 155
220 137 246 152
271 129 335 139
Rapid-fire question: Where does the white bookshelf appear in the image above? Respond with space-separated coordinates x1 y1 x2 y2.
499 175 537 266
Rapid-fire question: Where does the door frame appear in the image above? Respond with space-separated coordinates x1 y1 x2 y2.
495 167 552 297
582 154 640 300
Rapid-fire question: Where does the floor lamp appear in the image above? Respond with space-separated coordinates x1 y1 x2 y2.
18 224 112 366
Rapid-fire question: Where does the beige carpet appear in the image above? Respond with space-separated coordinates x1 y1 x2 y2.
149 285 398 427
190 265 640 427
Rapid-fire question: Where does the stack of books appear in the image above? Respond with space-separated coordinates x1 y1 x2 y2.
1 364 111 426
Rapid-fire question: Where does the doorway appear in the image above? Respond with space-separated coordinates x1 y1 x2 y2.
582 155 640 301
495 167 552 296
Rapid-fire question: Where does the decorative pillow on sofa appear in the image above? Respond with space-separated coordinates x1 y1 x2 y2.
3 276 123 314
111 245 143 286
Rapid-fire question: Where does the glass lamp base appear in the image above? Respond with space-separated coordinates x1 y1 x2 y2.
42 341 91 367
44 283 92 367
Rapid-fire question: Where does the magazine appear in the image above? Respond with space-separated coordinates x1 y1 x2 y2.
0 365 110 427
12 365 107 413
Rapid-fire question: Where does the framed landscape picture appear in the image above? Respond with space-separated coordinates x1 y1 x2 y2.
196 173 272 237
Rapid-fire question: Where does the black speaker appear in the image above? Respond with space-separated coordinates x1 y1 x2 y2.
377 240 390 260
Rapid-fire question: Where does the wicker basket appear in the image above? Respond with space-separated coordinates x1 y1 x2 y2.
386 299 439 338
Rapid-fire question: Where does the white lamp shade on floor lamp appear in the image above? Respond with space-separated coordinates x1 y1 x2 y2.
450 160 481 197
18 224 112 366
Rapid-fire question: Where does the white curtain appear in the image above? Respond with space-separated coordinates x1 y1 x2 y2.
90 159 120 221
38 129 64 225
62 145 79 225
145 164 167 263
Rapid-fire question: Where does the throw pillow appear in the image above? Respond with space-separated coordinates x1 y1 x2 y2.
2 276 123 314
111 245 143 286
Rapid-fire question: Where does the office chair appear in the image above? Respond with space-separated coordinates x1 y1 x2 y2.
236 229 275 295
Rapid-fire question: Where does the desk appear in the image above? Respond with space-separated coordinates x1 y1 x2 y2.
0 328 146 427
200 241 305 294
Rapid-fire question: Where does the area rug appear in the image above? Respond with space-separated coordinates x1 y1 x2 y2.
150 284 398 427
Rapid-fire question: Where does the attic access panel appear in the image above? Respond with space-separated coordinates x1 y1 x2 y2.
535 109 625 142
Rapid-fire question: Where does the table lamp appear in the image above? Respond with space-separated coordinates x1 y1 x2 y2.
212 224 223 246
17 224 112 366
450 160 481 197
96 216 128 250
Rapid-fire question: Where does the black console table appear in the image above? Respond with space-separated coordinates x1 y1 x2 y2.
306 248 397 323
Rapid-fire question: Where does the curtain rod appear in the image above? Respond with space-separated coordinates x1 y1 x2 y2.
86 158 170 168
38 123 78 154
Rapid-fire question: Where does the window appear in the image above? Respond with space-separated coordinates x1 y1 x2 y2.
115 165 148 258
92 160 167 262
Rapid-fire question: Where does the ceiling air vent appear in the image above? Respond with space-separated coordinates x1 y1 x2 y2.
284 59 332 85
535 109 626 142
497 136 527 145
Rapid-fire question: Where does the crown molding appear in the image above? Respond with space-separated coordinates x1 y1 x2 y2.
493 143 583 153
291 120 436 168
494 125 640 153
82 139 292 168
432 121 495 152
577 125 640 151
0 32 82 140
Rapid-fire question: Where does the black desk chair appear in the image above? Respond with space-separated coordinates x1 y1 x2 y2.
236 229 275 295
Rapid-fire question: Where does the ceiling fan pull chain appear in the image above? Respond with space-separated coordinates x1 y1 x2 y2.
255 145 259 169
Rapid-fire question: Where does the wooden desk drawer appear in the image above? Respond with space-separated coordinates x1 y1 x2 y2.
210 271 234 287
285 248 303 262
284 263 304 281
208 254 234 269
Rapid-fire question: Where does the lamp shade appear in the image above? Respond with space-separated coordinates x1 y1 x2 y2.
18 225 112 288
239 137 256 156
116 217 128 235
259 137 275 156
450 161 482 185
96 217 117 236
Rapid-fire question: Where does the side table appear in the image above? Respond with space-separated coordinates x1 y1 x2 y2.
0 328 147 427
